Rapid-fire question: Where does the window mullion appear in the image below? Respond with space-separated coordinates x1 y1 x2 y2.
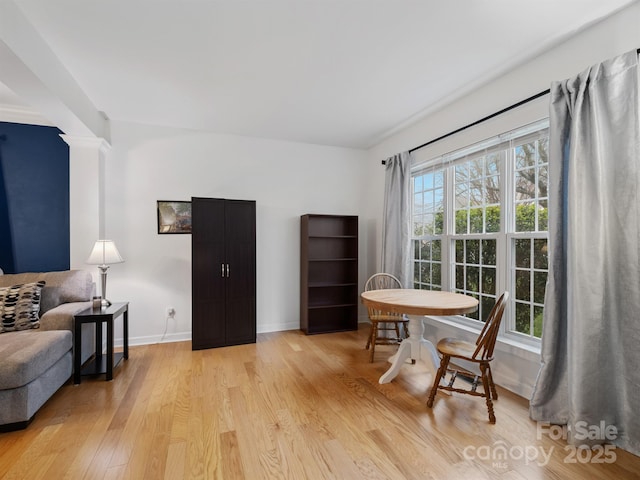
530 239 535 336
496 148 511 335
443 164 454 290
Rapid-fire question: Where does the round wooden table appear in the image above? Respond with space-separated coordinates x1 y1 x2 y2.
361 289 478 384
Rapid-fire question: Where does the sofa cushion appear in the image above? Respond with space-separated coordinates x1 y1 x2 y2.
0 330 72 389
39 301 92 332
0 281 46 333
0 271 93 314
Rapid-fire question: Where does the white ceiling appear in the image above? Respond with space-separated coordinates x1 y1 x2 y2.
1 0 637 148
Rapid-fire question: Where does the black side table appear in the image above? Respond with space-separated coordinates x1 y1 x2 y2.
74 302 129 384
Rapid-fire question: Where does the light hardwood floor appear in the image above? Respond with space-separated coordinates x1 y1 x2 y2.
1 328 639 479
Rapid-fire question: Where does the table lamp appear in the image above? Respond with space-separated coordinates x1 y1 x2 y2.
86 240 124 307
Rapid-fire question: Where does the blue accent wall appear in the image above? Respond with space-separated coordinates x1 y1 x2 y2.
0 122 70 274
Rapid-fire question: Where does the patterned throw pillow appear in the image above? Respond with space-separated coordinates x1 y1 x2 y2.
0 281 46 333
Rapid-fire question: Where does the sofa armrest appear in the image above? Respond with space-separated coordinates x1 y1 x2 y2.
39 301 92 332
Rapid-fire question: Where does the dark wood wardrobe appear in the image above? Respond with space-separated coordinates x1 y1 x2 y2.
191 197 256 350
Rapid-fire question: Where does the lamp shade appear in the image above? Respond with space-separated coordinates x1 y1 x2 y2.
86 240 124 265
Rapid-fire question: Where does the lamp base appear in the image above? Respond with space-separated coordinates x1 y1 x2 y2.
98 266 112 308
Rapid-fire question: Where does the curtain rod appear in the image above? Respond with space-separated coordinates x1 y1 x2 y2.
381 47 640 165
381 89 549 165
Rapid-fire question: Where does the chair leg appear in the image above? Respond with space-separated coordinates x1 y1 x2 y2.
480 363 496 423
369 322 378 363
486 365 498 400
427 355 449 408
366 323 373 350
394 323 401 340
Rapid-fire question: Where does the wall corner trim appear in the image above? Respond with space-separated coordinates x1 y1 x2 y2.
60 134 111 154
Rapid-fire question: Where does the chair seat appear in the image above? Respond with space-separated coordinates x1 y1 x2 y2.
370 314 407 323
437 338 483 361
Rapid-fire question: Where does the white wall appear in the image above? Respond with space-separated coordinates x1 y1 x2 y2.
66 1 640 394
101 121 370 345
365 2 640 398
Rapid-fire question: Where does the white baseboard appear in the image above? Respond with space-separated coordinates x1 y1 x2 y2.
257 320 300 334
112 331 192 348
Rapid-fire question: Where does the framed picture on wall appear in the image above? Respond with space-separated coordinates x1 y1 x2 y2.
157 200 192 234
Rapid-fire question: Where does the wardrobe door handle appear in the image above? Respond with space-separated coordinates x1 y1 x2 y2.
226 264 230 277
221 264 225 277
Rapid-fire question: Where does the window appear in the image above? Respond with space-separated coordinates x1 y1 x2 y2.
511 136 548 338
411 120 549 341
413 171 443 290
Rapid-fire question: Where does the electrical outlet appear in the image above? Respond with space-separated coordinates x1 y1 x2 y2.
166 307 176 318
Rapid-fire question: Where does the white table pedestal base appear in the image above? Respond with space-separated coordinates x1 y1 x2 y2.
379 316 441 384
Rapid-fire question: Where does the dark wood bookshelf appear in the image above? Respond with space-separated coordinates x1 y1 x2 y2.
300 214 358 334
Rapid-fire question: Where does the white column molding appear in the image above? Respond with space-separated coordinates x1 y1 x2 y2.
0 102 53 126
60 135 112 270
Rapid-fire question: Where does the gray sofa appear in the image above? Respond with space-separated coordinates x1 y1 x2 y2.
0 270 95 430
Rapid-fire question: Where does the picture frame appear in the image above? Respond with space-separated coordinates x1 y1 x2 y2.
157 200 192 234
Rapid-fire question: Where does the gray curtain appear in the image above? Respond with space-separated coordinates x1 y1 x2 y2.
381 151 412 288
530 50 640 456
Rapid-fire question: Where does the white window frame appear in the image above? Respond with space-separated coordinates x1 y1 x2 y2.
410 119 549 346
